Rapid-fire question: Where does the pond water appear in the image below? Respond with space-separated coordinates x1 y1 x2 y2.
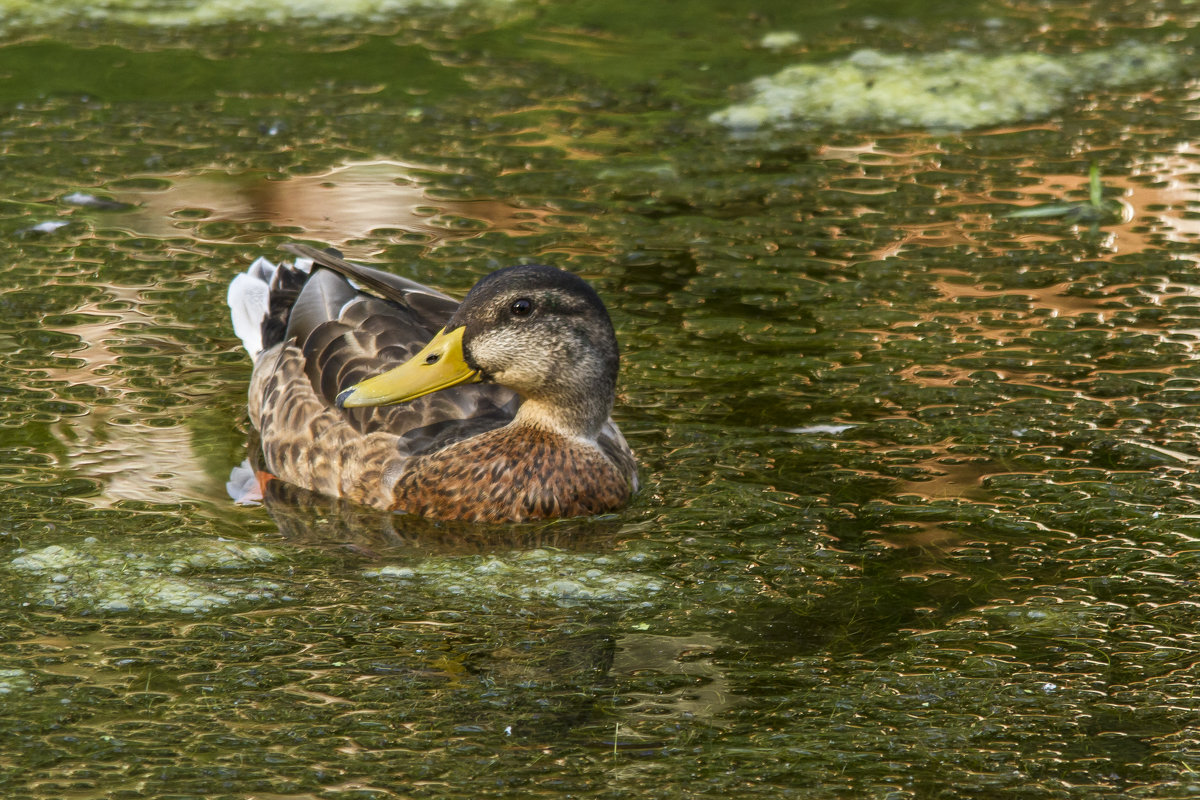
3 1 1200 797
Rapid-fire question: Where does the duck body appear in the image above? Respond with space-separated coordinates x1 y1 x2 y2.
228 245 636 523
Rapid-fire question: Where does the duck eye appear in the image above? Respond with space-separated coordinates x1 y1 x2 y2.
510 298 533 317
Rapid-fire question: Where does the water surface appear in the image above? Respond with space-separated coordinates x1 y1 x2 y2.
2 1 1200 798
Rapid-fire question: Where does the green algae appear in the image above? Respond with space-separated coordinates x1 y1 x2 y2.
8 539 288 613
759 31 802 52
0 669 34 695
366 548 665 606
0 0 517 29
712 42 1182 131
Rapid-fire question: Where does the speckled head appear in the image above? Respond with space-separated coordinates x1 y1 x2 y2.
338 264 621 438
451 265 616 376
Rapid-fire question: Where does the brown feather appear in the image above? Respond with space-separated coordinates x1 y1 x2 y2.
240 253 638 522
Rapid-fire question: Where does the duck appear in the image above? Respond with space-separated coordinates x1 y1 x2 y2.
227 244 637 523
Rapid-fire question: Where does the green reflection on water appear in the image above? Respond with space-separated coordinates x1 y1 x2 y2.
0 37 463 105
1 1 1200 798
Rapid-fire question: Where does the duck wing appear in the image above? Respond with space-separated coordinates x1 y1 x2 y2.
272 248 519 447
282 243 457 307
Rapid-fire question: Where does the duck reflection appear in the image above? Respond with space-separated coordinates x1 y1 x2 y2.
111 160 562 256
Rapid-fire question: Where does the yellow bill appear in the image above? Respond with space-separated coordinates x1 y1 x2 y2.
336 326 480 408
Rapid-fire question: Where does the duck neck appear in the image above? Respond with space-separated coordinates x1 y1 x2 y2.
512 391 611 440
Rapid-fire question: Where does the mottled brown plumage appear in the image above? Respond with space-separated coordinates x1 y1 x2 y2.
229 245 637 523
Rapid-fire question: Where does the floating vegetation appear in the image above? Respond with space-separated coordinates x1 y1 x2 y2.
711 42 1180 131
7 538 288 614
365 548 666 607
0 669 33 695
759 31 801 52
0 0 519 29
1006 163 1126 225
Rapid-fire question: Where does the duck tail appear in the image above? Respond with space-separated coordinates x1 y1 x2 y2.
227 255 313 360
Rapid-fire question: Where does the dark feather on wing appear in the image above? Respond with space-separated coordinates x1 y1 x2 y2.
272 248 520 443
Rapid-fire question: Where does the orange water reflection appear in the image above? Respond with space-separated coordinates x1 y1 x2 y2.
808 131 1200 517
109 160 563 257
817 131 1200 262
42 292 221 507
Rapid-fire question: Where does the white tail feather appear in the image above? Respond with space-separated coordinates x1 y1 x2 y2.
227 256 279 360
